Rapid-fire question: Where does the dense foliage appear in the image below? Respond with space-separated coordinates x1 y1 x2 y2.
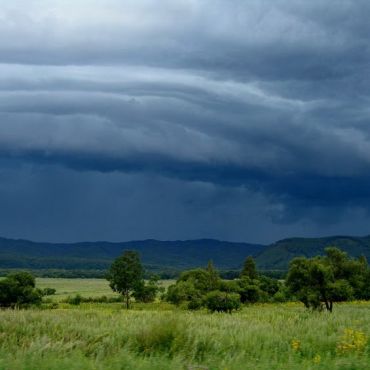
132 275 162 303
286 247 370 312
0 272 42 307
204 291 241 313
107 251 161 308
256 235 370 270
166 247 369 312
107 251 144 308
166 257 287 312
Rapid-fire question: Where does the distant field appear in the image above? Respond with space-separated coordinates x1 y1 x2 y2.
36 278 175 301
36 278 118 301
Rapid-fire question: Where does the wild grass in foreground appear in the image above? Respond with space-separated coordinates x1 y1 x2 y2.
0 302 369 370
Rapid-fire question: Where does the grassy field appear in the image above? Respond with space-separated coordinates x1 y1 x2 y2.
36 278 119 301
0 279 368 369
0 302 369 369
36 278 174 302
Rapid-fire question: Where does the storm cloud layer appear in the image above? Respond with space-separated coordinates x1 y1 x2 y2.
1 0 370 243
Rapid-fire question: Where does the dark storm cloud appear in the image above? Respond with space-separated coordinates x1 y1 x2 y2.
1 0 370 242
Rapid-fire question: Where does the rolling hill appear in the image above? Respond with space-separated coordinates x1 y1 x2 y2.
1 235 370 275
255 235 370 270
0 237 263 272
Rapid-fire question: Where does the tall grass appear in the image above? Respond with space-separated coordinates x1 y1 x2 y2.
0 302 369 369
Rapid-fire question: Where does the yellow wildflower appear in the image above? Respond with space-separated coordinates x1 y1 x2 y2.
337 328 367 354
291 339 301 351
313 354 321 364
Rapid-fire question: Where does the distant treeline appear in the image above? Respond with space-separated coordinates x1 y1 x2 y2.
0 268 286 280
0 238 263 272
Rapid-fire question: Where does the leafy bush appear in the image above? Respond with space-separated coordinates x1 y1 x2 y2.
0 272 42 308
272 285 290 303
41 288 56 296
62 295 123 304
238 278 261 303
177 268 220 293
166 260 286 310
219 280 240 293
132 276 160 303
166 281 201 306
187 296 203 310
286 247 370 312
68 294 83 305
204 291 241 313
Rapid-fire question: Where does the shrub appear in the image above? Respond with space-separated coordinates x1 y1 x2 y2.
187 297 203 310
166 281 200 306
238 278 261 303
219 280 240 293
67 294 83 305
0 272 42 308
62 295 124 304
41 288 57 296
133 276 160 303
205 291 241 313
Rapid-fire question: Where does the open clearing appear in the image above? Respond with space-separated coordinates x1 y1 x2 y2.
36 278 175 301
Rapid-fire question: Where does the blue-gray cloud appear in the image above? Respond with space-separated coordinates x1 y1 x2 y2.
0 0 370 242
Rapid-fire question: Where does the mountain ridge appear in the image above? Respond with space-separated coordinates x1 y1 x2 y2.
1 234 370 272
255 235 370 269
0 237 264 271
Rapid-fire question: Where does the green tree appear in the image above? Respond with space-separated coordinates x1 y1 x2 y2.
107 250 144 309
133 275 160 303
0 272 42 308
238 278 261 303
166 280 200 306
241 256 258 279
206 260 221 291
361 269 370 300
166 265 222 308
286 247 365 312
177 268 213 292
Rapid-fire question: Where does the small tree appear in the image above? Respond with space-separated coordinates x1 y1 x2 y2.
133 275 160 303
0 272 42 308
107 250 144 309
206 260 221 291
177 268 212 292
238 278 261 303
286 247 366 312
241 256 258 279
166 264 222 308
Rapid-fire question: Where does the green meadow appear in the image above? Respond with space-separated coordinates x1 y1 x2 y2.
36 278 119 301
0 278 368 370
35 278 174 302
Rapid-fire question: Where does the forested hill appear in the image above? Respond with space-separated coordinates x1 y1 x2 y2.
1 235 370 274
0 237 263 271
255 235 370 270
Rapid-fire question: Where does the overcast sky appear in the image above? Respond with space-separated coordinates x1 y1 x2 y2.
1 0 370 244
